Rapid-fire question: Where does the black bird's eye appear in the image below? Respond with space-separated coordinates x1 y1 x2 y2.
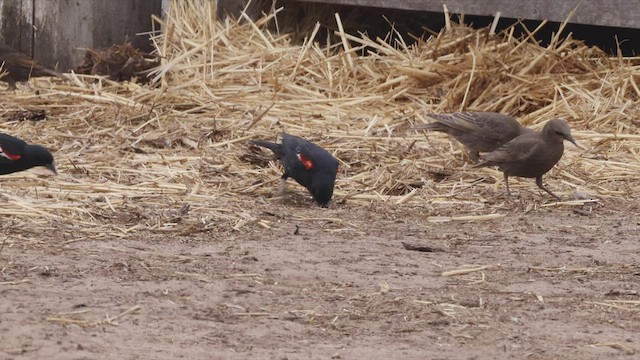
555 131 564 136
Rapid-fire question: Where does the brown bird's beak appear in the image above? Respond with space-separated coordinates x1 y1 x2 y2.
46 162 58 175
566 135 584 150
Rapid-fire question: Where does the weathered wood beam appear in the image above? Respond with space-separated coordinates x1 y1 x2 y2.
295 0 639 29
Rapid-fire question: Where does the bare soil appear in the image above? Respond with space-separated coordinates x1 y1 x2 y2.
2 197 639 359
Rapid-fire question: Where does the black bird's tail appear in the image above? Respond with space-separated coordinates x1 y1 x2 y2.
250 139 282 156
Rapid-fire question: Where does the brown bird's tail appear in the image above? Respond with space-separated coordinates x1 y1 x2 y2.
0 43 68 89
30 65 65 80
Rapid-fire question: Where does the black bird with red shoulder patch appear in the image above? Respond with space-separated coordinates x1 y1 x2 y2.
250 133 338 207
0 133 57 175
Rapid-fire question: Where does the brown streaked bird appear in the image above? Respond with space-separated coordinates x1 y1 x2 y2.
413 112 531 162
0 43 64 90
473 118 581 200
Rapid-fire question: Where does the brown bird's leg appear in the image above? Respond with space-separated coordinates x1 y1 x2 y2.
535 176 560 201
503 173 512 197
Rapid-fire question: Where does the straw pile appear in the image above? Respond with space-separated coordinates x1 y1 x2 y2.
75 41 159 83
0 0 638 240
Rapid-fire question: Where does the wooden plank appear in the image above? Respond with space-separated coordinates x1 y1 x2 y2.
217 0 262 19
0 0 34 54
296 0 640 29
32 0 162 70
0 0 162 71
32 0 89 71
19 0 33 54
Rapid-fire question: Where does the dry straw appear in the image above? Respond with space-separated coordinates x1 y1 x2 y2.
1 0 638 238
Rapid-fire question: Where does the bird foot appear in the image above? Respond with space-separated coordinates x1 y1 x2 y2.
278 178 288 203
275 190 288 204
543 196 562 204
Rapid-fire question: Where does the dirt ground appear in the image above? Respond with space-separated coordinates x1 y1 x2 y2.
1 195 638 360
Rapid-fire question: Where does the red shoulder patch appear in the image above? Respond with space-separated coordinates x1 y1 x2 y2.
296 152 313 170
0 146 21 161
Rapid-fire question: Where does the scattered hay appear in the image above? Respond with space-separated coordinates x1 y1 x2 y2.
46 305 142 327
0 0 639 239
3 109 47 122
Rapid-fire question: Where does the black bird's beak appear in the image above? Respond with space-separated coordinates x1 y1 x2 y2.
46 162 58 175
